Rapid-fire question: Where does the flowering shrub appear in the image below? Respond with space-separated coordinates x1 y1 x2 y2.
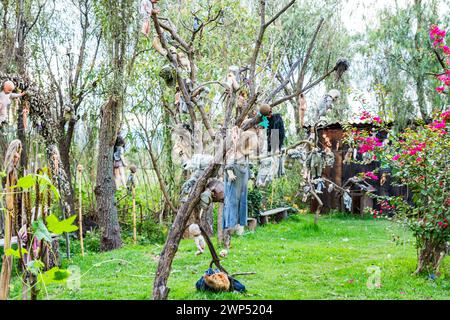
342 25 450 275
343 25 450 274
430 25 450 95
345 109 450 275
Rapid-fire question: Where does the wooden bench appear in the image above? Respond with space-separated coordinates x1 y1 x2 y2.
259 207 291 224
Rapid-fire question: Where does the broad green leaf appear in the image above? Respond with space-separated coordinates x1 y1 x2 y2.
39 267 71 285
32 219 53 242
5 247 28 258
15 174 35 189
46 214 78 235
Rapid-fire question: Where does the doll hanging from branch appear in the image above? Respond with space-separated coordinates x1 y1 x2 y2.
139 0 160 37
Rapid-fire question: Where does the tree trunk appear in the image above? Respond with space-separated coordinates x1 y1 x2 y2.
416 77 429 122
413 237 448 275
95 97 122 251
58 137 76 214
152 160 221 300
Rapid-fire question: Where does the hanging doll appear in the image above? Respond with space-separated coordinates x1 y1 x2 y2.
322 133 335 167
139 0 160 37
343 147 353 164
299 93 307 128
256 157 277 187
180 154 214 202
307 148 323 179
188 224 205 256
315 89 340 122
113 135 127 188
175 87 188 114
0 80 26 125
126 164 138 193
343 191 352 211
307 147 325 193
222 126 252 247
22 102 30 131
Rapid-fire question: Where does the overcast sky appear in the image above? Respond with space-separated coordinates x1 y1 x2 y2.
342 0 450 35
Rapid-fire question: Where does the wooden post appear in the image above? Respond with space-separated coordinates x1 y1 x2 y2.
217 203 224 246
0 140 22 300
77 165 85 257
129 165 137 245
132 184 136 244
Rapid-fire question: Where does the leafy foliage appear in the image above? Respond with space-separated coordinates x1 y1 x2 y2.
46 214 79 235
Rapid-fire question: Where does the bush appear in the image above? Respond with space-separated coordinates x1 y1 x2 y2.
345 109 450 275
138 218 167 244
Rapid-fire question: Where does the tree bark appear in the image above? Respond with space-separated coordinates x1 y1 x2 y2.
414 237 448 275
152 155 223 300
0 73 76 220
95 97 122 251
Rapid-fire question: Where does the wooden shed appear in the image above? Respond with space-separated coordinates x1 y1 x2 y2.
308 122 408 214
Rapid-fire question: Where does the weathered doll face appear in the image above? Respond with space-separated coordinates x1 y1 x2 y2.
13 152 20 166
3 81 15 94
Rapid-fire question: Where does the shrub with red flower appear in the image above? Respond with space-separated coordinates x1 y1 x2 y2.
342 24 450 276
364 171 379 181
431 25 450 95
345 109 450 275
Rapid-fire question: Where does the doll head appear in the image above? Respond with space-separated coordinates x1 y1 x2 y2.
328 89 340 101
188 223 201 237
3 81 15 94
259 103 271 116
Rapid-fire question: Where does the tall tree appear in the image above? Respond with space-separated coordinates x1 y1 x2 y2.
93 0 135 251
27 0 102 218
360 0 450 124
149 0 346 300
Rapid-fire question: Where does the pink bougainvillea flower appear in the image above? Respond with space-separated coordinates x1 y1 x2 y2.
373 116 383 124
436 86 445 93
430 120 446 130
430 25 446 47
416 157 423 162
359 111 372 121
364 171 379 181
443 45 450 55
392 154 400 161
358 144 373 154
440 110 450 120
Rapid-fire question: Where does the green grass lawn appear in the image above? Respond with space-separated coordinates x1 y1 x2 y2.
9 213 450 300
